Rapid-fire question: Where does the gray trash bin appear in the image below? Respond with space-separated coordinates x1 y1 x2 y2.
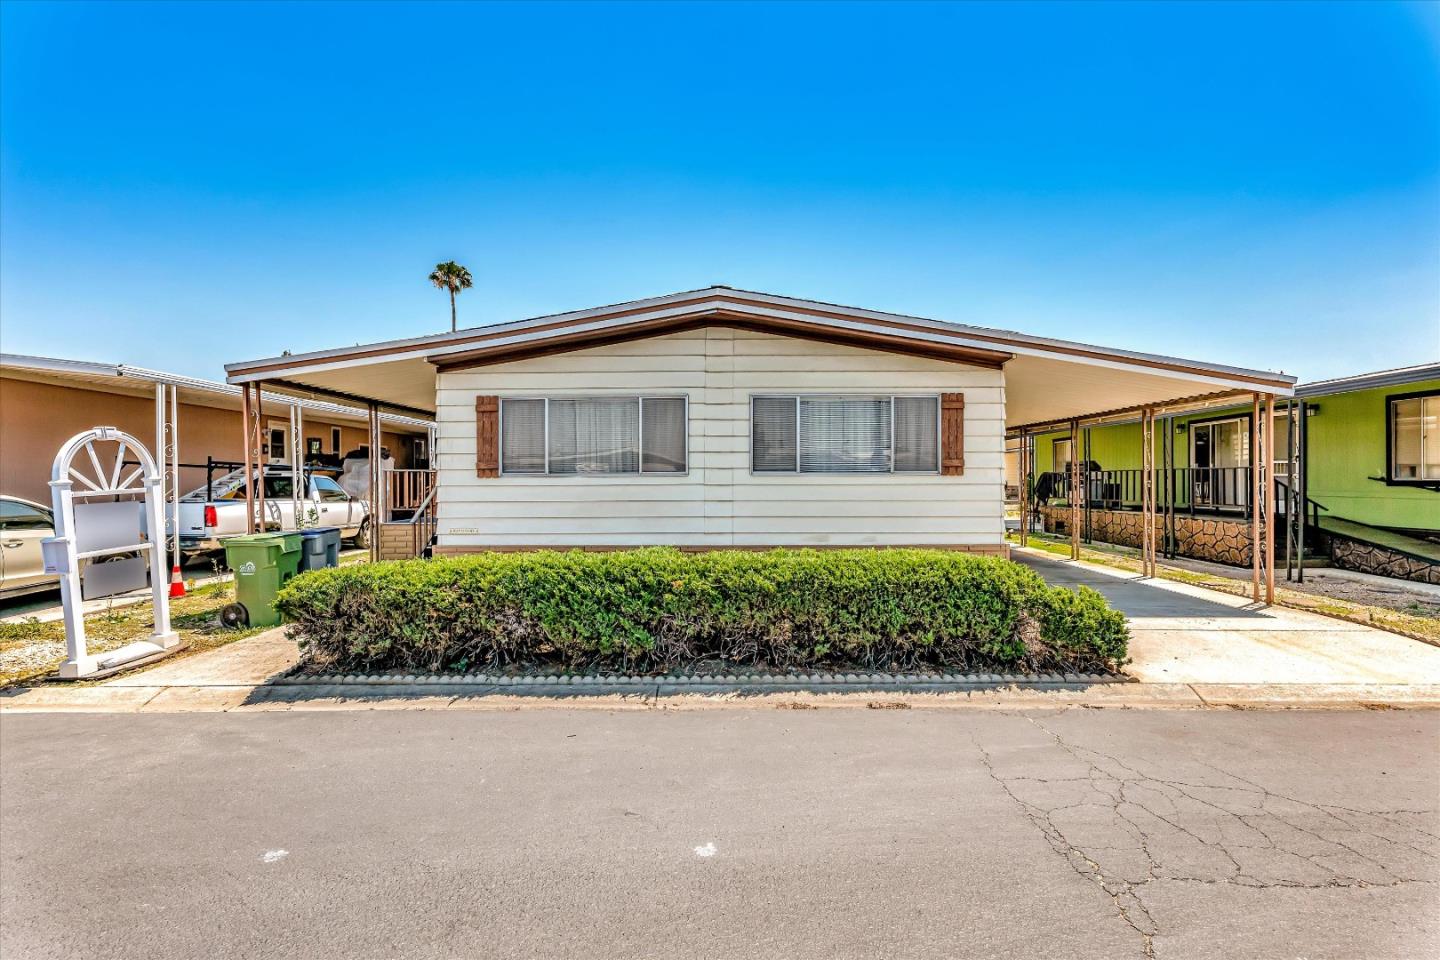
298 526 341 572
318 526 341 567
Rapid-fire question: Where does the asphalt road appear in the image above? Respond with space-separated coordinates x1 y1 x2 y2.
2 709 1436 960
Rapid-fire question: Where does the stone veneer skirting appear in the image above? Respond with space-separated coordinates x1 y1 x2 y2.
1328 537 1440 585
1038 504 1254 566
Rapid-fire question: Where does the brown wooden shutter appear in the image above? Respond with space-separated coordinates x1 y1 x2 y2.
941 393 965 476
475 395 499 477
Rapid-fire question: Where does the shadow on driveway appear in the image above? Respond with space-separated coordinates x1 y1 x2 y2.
1012 552 1271 620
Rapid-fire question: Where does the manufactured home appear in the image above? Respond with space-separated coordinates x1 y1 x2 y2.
224 287 1299 593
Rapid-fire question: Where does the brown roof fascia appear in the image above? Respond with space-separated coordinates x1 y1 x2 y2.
429 312 1014 372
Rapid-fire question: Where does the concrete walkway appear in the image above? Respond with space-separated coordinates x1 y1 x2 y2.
1013 549 1440 685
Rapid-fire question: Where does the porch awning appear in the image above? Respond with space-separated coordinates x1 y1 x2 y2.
224 287 1295 426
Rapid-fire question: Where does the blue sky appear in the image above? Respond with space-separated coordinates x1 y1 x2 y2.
2 0 1437 382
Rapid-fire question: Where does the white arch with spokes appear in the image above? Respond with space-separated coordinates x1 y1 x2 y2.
48 426 179 678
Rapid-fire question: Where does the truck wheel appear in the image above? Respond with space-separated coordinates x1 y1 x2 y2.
353 519 371 550
220 603 249 629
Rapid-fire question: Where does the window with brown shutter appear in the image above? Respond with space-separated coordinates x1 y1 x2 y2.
475 395 499 477
941 393 965 476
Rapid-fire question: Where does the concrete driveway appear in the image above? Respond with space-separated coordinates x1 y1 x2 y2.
1013 550 1440 685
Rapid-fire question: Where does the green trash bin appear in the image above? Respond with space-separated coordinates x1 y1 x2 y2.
220 533 303 628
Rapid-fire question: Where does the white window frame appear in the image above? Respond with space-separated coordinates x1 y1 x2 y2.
498 395 690 477
748 394 942 476
1389 391 1440 484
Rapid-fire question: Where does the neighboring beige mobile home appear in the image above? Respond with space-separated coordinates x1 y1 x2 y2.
0 355 431 505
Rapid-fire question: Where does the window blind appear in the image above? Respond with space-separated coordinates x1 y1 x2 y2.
752 397 798 472
799 396 891 473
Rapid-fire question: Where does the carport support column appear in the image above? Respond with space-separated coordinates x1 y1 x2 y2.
1141 406 1155 578
1018 428 1029 549
368 402 380 563
241 383 255 535
1069 419 1081 561
254 384 266 534
1263 393 1275 606
1250 392 1261 603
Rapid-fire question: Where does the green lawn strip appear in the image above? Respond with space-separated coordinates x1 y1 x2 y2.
1009 532 1440 645
0 580 267 687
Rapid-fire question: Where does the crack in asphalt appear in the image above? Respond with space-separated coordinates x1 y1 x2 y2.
973 712 1437 960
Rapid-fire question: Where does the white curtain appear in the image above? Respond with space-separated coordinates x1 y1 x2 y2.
893 396 938 472
641 398 687 473
548 398 640 475
501 398 546 474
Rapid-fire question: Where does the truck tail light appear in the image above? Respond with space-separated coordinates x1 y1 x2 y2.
204 505 218 529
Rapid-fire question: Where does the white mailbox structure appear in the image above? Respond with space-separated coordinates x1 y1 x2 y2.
44 427 180 678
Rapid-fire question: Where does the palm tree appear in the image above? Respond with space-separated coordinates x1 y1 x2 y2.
429 261 473 332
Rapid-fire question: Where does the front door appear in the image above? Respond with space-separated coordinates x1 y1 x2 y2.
1190 417 1249 508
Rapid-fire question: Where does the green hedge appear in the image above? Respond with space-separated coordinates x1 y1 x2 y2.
276 548 1128 675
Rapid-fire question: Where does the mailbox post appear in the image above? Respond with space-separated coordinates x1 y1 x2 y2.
44 426 180 679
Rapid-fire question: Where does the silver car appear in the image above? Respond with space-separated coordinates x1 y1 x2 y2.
0 495 57 598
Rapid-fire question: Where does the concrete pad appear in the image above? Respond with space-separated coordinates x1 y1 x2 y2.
0 686 159 712
1128 626 1440 684
105 628 298 687
140 686 256 712
1015 550 1440 685
1191 683 1440 707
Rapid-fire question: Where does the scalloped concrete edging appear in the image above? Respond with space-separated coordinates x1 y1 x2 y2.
274 669 1127 694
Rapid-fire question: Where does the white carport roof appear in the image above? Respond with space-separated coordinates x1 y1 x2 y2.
1 354 432 431
224 287 1295 427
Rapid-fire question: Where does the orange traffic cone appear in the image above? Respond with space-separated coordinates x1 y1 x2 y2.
168 564 186 598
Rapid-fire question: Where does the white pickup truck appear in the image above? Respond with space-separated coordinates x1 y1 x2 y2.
178 467 370 557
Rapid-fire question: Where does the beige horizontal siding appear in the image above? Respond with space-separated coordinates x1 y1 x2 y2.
435 327 1005 548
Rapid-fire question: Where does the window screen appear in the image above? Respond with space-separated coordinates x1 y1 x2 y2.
751 397 798 472
500 397 686 476
752 395 940 474
642 398 687 473
501 398 546 474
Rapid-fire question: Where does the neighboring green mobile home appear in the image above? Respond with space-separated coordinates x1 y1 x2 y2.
1298 370 1439 532
1020 363 1438 582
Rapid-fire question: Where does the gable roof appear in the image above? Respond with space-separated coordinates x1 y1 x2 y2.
228 286 1296 384
224 286 1296 425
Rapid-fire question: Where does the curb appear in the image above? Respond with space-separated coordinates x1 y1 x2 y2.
273 670 1127 692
